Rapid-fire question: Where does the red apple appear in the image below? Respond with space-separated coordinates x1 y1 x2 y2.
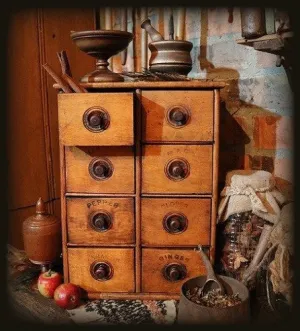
37 270 62 298
54 283 81 309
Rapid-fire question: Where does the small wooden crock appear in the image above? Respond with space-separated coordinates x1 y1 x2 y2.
23 197 61 268
177 275 250 324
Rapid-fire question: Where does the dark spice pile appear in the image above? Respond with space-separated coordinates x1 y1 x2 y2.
185 288 242 308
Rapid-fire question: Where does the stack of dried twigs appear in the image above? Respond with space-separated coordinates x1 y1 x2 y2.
121 69 191 81
42 50 87 93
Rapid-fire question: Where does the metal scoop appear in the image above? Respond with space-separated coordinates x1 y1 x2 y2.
195 245 225 297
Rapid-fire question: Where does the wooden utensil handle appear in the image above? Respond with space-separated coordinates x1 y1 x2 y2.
62 74 87 93
42 64 72 93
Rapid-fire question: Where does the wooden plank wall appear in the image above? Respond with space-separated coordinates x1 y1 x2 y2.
7 7 183 248
7 9 96 249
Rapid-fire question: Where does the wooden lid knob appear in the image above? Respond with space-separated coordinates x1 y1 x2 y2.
36 197 46 214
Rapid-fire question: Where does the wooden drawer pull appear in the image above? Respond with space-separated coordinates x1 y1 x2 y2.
90 261 113 281
90 211 113 232
163 212 188 234
163 263 187 282
166 105 190 128
165 158 190 181
89 158 114 181
83 107 110 132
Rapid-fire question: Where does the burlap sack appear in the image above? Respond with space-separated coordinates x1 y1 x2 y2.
268 202 294 305
218 170 286 224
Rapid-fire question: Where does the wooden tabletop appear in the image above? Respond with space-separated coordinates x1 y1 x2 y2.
54 79 227 91
81 80 227 89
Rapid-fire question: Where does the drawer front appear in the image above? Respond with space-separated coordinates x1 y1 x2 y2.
58 93 134 146
142 248 206 293
142 90 213 142
68 248 135 292
142 145 212 194
141 198 211 246
67 197 135 245
65 146 134 193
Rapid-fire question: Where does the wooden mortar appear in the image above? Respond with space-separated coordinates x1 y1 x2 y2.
148 40 193 75
177 275 250 324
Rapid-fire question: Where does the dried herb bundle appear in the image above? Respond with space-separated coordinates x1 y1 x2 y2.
121 69 191 81
186 288 242 308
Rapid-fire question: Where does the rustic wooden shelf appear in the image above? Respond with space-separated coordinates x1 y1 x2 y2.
53 79 227 91
236 31 293 55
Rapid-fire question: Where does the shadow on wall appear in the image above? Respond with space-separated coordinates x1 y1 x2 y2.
198 8 286 192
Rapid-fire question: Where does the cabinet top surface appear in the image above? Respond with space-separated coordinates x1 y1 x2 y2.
80 79 226 90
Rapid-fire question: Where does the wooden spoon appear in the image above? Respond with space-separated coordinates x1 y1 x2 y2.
195 245 225 297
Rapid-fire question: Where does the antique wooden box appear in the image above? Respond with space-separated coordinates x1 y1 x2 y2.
58 81 225 300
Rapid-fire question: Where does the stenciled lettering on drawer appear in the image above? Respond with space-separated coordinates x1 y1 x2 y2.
142 145 213 194
160 201 188 208
86 199 120 209
67 197 134 244
141 198 211 246
166 147 190 157
158 253 190 263
142 248 207 293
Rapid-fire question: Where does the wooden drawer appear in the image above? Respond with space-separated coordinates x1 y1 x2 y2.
58 93 134 146
67 197 134 245
141 90 213 142
141 198 211 246
65 146 135 194
68 248 135 293
142 145 212 194
142 248 206 293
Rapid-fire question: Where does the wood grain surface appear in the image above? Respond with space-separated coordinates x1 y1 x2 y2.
65 146 135 193
80 80 226 89
7 10 49 210
58 93 134 146
141 90 214 142
142 145 213 194
68 248 135 292
7 9 96 249
141 198 211 246
141 248 206 293
67 197 135 244
42 8 96 199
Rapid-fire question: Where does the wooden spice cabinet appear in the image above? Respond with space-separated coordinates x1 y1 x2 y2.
58 81 224 300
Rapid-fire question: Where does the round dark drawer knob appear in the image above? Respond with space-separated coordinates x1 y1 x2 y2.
89 113 102 127
90 262 113 281
90 212 112 232
167 105 190 127
163 213 188 234
163 263 187 282
165 158 190 181
89 158 113 181
83 107 110 132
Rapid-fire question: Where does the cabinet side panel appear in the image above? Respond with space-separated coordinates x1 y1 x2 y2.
59 144 69 282
135 89 142 292
210 89 220 263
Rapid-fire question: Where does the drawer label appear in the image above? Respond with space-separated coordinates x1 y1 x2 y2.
166 147 190 156
160 201 188 208
87 199 120 209
158 253 190 262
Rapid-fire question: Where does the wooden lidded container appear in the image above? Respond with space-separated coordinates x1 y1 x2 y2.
23 197 61 267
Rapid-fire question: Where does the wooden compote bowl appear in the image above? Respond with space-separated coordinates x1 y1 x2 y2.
71 30 133 83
